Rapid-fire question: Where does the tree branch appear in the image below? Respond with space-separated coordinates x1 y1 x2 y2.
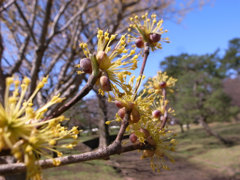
46 71 100 119
9 35 30 75
0 0 16 13
44 38 71 76
134 43 150 98
160 88 168 129
0 142 152 175
0 27 5 104
29 0 53 96
47 0 72 42
0 24 3 74
0 107 154 175
46 0 89 44
56 1 87 34
14 1 37 44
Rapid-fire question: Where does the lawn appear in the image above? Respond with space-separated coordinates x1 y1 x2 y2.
43 160 123 180
174 122 240 178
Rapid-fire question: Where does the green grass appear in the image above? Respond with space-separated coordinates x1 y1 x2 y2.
174 122 240 177
43 134 123 180
43 160 123 180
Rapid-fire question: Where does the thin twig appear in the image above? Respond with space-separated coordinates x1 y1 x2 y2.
29 0 53 96
160 88 168 129
46 73 99 119
14 1 37 44
134 43 150 99
0 0 16 13
9 35 30 75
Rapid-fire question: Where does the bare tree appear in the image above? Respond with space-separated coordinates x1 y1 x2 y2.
0 0 208 154
0 0 207 105
0 0 209 179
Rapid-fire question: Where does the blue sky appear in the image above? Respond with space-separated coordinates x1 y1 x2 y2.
142 1 240 80
86 1 240 98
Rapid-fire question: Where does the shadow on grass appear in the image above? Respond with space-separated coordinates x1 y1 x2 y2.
175 122 240 158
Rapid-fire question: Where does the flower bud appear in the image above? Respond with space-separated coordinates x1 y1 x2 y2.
118 108 126 119
142 150 155 158
115 100 123 108
100 75 111 91
152 110 161 118
160 116 164 121
128 102 135 109
129 133 138 143
80 58 92 74
96 51 107 64
147 136 156 146
159 81 167 88
130 108 140 123
135 37 144 48
149 33 161 42
139 128 150 138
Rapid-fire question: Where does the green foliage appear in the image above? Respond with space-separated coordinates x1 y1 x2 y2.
221 38 240 76
160 50 239 125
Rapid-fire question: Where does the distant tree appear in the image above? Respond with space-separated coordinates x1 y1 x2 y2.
223 77 240 108
221 38 240 77
161 53 238 144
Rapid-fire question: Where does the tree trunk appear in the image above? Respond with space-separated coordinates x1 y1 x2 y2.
186 122 190 130
198 117 233 145
98 117 109 148
179 123 184 133
97 94 110 148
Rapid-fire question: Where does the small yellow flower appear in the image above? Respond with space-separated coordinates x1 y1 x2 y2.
111 75 176 172
112 75 155 129
145 71 177 94
79 29 139 96
128 13 169 51
53 159 61 166
0 76 79 180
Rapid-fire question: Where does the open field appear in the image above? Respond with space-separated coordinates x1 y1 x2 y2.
43 122 240 180
175 122 240 179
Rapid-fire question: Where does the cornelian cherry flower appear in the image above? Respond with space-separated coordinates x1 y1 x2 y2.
128 13 170 51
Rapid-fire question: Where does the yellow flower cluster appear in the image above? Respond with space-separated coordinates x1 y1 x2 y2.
0 77 79 180
77 13 176 172
128 13 170 51
108 74 176 171
145 71 177 94
79 29 139 96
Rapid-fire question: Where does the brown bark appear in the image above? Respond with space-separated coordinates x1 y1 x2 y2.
0 156 26 180
198 117 233 145
0 22 5 105
29 0 53 97
193 81 232 145
96 93 110 148
0 75 5 105
179 124 184 133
